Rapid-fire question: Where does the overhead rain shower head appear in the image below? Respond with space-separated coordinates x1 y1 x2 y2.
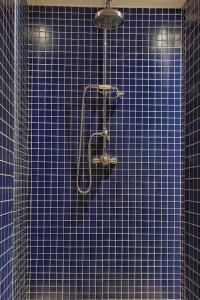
94 0 123 30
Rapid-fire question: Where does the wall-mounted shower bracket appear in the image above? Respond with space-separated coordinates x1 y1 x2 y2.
99 129 110 139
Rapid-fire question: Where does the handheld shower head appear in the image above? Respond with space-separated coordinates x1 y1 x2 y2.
94 0 123 30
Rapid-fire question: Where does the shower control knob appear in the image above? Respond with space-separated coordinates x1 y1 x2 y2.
100 154 117 166
110 157 117 165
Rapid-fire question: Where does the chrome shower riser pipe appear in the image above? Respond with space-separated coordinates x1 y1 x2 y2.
106 0 112 8
103 29 108 155
103 29 107 86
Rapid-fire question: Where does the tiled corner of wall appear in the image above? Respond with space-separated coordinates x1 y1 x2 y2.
13 1 29 300
0 1 28 300
0 1 15 299
184 0 200 299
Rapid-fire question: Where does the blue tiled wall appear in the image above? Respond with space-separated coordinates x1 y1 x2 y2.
13 1 29 299
184 0 200 299
0 1 15 299
0 1 28 299
28 7 182 300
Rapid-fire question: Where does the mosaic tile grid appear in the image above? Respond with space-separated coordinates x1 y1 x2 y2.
0 1 15 299
0 0 28 299
13 1 29 299
28 6 182 300
184 0 200 299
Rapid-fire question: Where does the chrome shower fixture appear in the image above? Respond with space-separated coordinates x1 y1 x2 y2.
81 84 124 97
94 0 124 30
76 84 122 195
99 84 125 98
91 153 117 166
76 0 124 195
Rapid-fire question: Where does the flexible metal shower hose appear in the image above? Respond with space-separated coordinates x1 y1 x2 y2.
76 86 103 195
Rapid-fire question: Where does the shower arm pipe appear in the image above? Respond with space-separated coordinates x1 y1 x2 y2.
106 0 112 8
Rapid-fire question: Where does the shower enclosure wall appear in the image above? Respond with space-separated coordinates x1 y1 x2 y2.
184 0 200 299
0 1 28 300
0 2 16 298
28 6 182 300
0 0 200 300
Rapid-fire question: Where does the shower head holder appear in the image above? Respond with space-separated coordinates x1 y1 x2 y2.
84 84 124 98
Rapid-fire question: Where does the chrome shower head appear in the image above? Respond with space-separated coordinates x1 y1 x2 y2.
94 0 123 30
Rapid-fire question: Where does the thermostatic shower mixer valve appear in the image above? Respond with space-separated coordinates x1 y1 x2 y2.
76 0 124 195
